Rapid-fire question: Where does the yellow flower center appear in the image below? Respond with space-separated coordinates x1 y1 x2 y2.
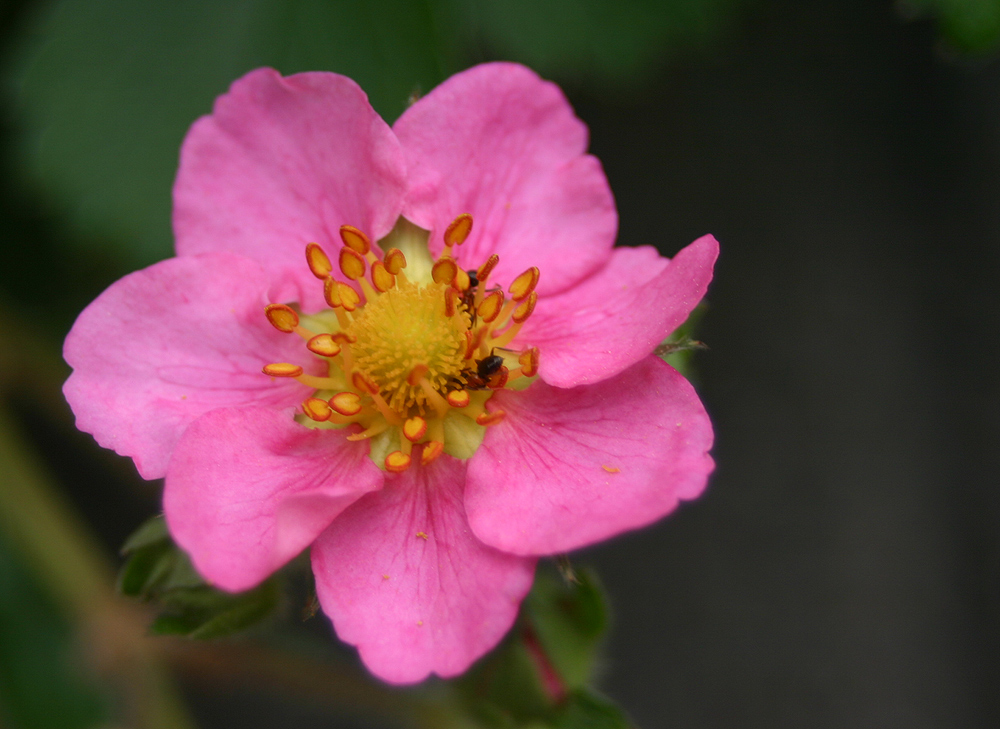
260 215 541 474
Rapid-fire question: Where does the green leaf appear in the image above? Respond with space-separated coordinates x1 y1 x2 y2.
150 580 280 639
901 0 1000 54
525 567 608 689
553 689 633 729
10 0 454 266
120 513 169 554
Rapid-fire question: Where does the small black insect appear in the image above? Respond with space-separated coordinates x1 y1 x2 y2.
465 349 507 390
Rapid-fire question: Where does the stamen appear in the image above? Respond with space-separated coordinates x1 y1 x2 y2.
306 243 333 279
336 282 362 312
347 420 390 441
512 291 537 323
420 441 444 465
476 410 506 426
477 290 504 323
444 287 460 317
417 377 450 419
509 267 540 301
432 258 458 286
444 213 473 247
306 333 341 357
340 225 371 255
385 451 411 473
263 363 303 377
476 254 499 283
446 390 470 408
371 261 395 292
454 269 471 291
488 366 509 390
330 392 363 417
403 416 428 442
265 304 299 333
518 347 539 377
302 397 332 422
295 374 343 390
384 248 407 274
339 247 367 281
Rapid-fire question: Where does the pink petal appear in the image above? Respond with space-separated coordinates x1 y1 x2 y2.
311 455 536 684
517 234 719 388
164 407 382 592
63 253 318 479
394 62 616 296
465 357 714 556
173 68 407 312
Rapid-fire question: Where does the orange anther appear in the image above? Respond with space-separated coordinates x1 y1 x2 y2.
352 371 379 394
339 247 367 280
446 390 470 408
443 213 473 247
444 287 459 317
330 392 362 416
384 248 407 274
340 225 371 255
477 290 504 323
403 416 427 442
371 261 394 292
264 303 299 333
476 410 506 426
306 243 332 279
336 282 361 311
306 333 341 357
487 366 509 389
331 331 357 344
464 327 485 359
263 363 303 378
512 291 537 323
431 257 458 286
407 364 429 387
302 397 332 422
420 441 444 465
323 277 340 308
509 267 540 301
518 347 539 377
477 254 499 282
454 268 471 291
385 451 411 473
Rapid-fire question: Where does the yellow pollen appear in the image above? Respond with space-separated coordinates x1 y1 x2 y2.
346 280 470 415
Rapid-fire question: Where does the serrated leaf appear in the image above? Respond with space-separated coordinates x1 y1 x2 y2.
120 514 169 554
117 540 172 597
525 568 608 689
553 689 633 729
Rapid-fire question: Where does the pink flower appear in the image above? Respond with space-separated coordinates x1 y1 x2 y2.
63 63 717 684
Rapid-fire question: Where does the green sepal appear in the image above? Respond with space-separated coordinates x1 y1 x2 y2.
552 689 633 729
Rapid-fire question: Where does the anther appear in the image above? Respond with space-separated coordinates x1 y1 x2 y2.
302 397 332 422
444 287 460 317
339 247 367 280
512 291 537 323
476 410 506 426
336 282 361 312
330 392 363 416
518 347 539 377
477 254 499 282
340 225 371 255
385 451 411 473
477 290 504 323
263 363 303 377
306 333 341 357
454 269 471 291
306 243 332 279
384 248 407 275
331 332 357 344
265 303 299 333
420 441 444 465
407 365 429 387
352 371 379 394
432 257 458 286
371 261 395 292
403 416 428 442
488 366 509 389
444 213 473 247
446 390 470 408
509 267 540 301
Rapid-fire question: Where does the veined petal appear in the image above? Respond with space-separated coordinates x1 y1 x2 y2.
395 62 616 296
465 357 714 556
311 455 536 684
518 235 719 388
164 408 382 592
174 68 407 312
63 253 318 480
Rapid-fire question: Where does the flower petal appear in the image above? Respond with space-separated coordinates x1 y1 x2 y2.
63 253 317 479
164 407 382 592
173 68 407 312
465 357 714 556
311 455 536 684
517 235 719 388
395 62 616 296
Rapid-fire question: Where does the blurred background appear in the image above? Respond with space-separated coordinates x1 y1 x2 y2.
1 0 999 727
